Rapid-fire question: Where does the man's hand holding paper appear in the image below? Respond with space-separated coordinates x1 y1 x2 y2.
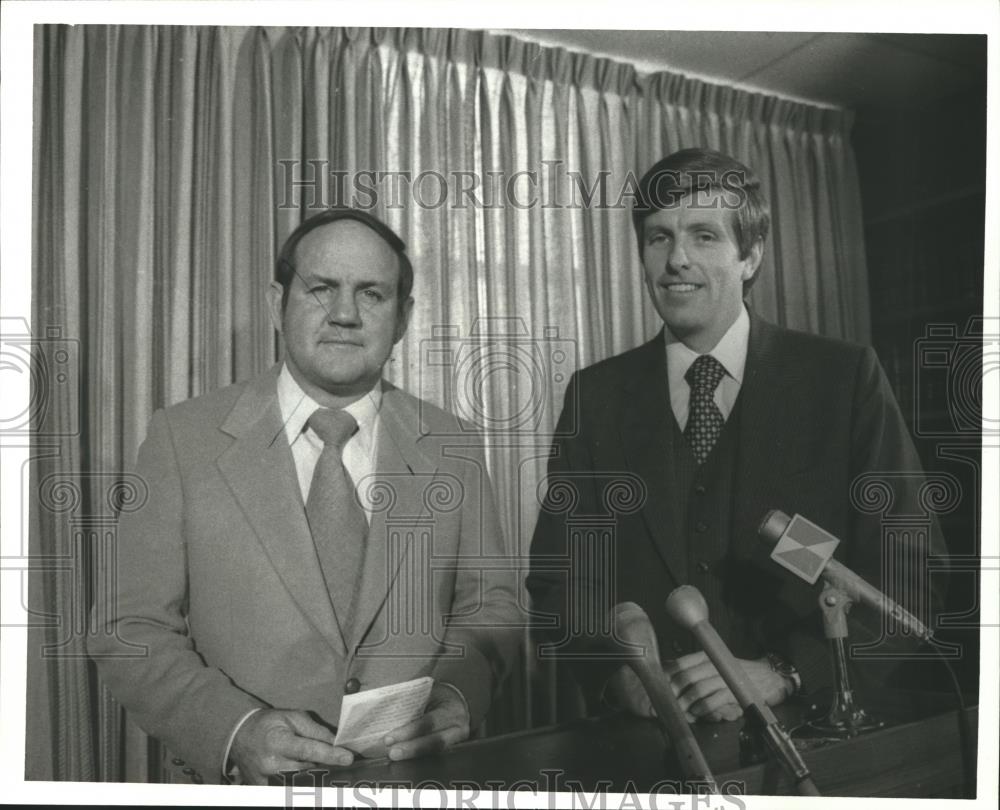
382 681 472 761
332 676 473 761
231 709 355 786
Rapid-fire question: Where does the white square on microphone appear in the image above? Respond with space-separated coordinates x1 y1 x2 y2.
769 513 840 584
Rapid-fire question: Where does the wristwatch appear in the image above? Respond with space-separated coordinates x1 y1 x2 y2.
766 652 802 697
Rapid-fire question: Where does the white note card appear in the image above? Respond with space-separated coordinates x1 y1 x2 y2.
334 676 434 757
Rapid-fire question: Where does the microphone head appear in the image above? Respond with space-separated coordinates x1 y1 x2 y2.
665 585 709 630
611 602 658 654
758 511 840 585
612 601 649 627
758 509 792 547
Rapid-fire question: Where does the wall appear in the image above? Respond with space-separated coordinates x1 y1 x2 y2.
853 82 987 692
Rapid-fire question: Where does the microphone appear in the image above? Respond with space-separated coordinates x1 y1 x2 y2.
665 586 820 797
610 602 718 792
758 510 931 641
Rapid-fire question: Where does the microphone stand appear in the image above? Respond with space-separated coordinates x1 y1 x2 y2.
806 583 884 737
666 587 820 796
622 656 720 794
611 604 719 792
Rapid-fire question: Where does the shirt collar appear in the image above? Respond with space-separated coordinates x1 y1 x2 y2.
276 363 382 447
664 304 750 384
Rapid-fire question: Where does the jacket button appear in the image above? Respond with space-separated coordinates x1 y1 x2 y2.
192 773 204 784
345 677 361 694
697 561 710 574
695 521 708 533
694 485 707 495
171 758 184 766
182 767 195 775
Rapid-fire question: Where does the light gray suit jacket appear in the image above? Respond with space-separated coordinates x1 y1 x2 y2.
88 366 521 783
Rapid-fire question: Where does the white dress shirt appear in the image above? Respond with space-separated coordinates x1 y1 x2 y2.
275 363 381 520
665 305 750 430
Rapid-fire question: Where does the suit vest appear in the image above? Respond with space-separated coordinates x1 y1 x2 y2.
662 397 762 660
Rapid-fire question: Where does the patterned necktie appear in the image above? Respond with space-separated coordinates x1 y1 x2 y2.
305 409 367 628
684 354 727 464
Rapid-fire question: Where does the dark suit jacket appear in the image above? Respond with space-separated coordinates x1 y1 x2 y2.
88 366 521 783
527 314 945 702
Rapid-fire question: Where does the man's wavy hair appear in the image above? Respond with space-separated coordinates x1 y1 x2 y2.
632 148 771 292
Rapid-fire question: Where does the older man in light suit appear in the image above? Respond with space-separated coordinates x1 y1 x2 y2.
89 208 521 785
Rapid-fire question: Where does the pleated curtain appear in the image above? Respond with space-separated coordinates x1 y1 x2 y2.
29 24 870 781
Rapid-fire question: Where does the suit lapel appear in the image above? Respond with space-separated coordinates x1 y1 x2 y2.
620 333 688 583
733 315 790 547
216 366 347 656
350 385 440 649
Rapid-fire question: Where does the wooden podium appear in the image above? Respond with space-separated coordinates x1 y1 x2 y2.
288 693 976 797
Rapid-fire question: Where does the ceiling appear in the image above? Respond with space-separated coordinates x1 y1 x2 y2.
499 30 987 111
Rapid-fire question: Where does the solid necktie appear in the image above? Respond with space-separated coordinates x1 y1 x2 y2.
305 408 367 629
684 354 727 465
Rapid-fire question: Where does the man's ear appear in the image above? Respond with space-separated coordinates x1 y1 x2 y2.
741 239 765 281
265 282 285 335
394 297 414 344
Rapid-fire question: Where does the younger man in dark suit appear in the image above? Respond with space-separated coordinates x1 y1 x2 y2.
527 148 945 722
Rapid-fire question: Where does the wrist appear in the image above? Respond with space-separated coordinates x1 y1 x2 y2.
765 652 801 698
436 681 471 720
223 707 263 781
